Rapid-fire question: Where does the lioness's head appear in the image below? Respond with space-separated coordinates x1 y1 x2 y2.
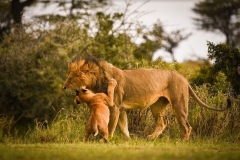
63 55 108 93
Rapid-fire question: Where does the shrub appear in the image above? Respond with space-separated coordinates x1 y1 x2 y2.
188 84 240 142
191 42 240 96
0 26 75 126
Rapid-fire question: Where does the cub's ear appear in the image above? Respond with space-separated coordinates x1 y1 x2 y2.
81 86 87 93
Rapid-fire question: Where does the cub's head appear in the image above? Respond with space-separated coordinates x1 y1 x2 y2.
74 86 95 104
63 55 108 93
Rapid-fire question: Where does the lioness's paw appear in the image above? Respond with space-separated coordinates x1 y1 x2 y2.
146 134 158 140
109 78 117 87
99 138 108 143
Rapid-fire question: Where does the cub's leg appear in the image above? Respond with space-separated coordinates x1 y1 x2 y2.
101 133 109 143
99 125 109 143
84 118 96 142
147 97 169 140
171 98 192 141
84 127 91 142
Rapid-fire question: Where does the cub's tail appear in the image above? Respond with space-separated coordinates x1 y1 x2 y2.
189 85 231 111
93 124 99 136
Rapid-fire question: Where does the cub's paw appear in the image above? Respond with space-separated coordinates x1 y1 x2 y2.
109 78 117 87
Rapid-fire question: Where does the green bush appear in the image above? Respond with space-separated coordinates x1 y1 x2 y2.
188 84 240 142
191 42 240 96
0 26 75 126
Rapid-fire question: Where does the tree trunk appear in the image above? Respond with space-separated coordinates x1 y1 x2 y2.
11 0 35 24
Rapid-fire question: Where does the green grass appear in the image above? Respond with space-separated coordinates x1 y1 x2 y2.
1 140 239 160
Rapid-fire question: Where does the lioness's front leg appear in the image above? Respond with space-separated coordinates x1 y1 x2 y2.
107 78 130 139
108 106 120 138
118 109 130 139
109 108 130 140
106 78 120 138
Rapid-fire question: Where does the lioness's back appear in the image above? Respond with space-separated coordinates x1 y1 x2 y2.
122 69 186 95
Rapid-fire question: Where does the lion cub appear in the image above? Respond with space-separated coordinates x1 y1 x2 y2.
74 79 117 142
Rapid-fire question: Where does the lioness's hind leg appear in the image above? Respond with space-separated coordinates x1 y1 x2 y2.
172 99 192 141
175 113 192 141
147 98 169 140
175 116 192 141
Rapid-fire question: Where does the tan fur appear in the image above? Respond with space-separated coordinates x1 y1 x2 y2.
65 56 231 141
74 78 117 142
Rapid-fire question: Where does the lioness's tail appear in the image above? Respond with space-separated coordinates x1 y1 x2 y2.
188 85 231 111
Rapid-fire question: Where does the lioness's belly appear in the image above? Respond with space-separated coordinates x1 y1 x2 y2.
122 94 161 109
120 69 172 109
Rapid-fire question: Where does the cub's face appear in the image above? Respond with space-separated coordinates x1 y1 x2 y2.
74 87 95 104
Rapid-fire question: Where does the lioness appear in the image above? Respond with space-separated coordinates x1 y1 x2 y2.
74 78 117 142
64 56 231 141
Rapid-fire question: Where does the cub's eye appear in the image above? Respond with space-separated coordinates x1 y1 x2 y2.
81 88 87 93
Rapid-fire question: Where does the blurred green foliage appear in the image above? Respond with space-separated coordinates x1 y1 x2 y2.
191 42 240 95
0 26 73 125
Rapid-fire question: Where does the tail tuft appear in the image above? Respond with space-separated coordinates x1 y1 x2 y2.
227 96 232 108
